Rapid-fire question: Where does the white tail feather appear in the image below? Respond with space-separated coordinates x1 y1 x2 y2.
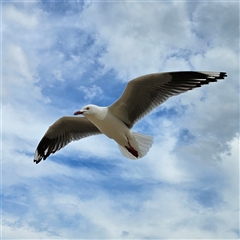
118 132 154 160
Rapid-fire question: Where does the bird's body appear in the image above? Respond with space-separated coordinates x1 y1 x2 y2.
74 104 153 159
81 106 129 146
34 71 227 164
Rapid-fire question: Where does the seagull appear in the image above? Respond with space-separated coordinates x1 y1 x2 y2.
34 71 227 164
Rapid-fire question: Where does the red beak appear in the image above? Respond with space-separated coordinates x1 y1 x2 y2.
74 111 83 115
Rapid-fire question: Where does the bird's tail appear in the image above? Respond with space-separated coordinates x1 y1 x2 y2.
118 132 154 160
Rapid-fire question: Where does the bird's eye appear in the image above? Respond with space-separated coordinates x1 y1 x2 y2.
86 107 90 110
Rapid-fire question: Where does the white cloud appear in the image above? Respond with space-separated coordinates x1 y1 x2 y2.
192 2 239 49
81 1 239 82
81 1 195 80
78 84 103 101
3 219 57 239
2 1 239 239
190 46 239 72
3 4 38 29
3 134 239 239
162 56 191 72
3 41 50 104
52 70 65 82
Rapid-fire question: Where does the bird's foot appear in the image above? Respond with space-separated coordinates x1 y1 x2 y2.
125 140 138 158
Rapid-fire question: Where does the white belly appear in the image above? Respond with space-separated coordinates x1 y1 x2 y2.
86 110 130 146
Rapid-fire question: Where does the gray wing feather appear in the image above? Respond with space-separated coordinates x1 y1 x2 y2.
108 71 227 128
34 116 101 164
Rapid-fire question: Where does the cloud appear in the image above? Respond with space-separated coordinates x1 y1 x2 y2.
81 1 196 80
5 134 238 239
191 2 239 48
52 70 65 82
2 1 239 239
2 43 48 104
78 84 103 101
3 4 38 29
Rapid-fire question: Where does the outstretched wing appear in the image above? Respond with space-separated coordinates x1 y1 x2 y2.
108 71 227 128
34 116 101 164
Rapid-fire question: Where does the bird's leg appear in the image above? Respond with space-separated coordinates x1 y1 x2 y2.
125 138 138 158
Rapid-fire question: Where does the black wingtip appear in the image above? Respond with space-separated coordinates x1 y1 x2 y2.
205 72 227 81
218 72 227 79
33 159 41 164
33 153 44 164
205 72 227 83
33 137 51 164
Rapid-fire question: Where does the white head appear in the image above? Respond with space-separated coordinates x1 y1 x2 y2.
74 104 99 116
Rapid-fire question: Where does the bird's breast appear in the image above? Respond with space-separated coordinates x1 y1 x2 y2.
86 112 129 145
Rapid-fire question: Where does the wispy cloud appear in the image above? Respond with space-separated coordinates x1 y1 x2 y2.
78 84 103 101
2 1 239 239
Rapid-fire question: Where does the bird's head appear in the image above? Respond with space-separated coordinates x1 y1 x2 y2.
74 104 99 116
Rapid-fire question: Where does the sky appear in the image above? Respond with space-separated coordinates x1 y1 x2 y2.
1 1 239 239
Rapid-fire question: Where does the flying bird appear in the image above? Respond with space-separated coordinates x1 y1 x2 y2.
34 71 227 164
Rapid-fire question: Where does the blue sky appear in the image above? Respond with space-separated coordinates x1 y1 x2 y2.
1 1 239 239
